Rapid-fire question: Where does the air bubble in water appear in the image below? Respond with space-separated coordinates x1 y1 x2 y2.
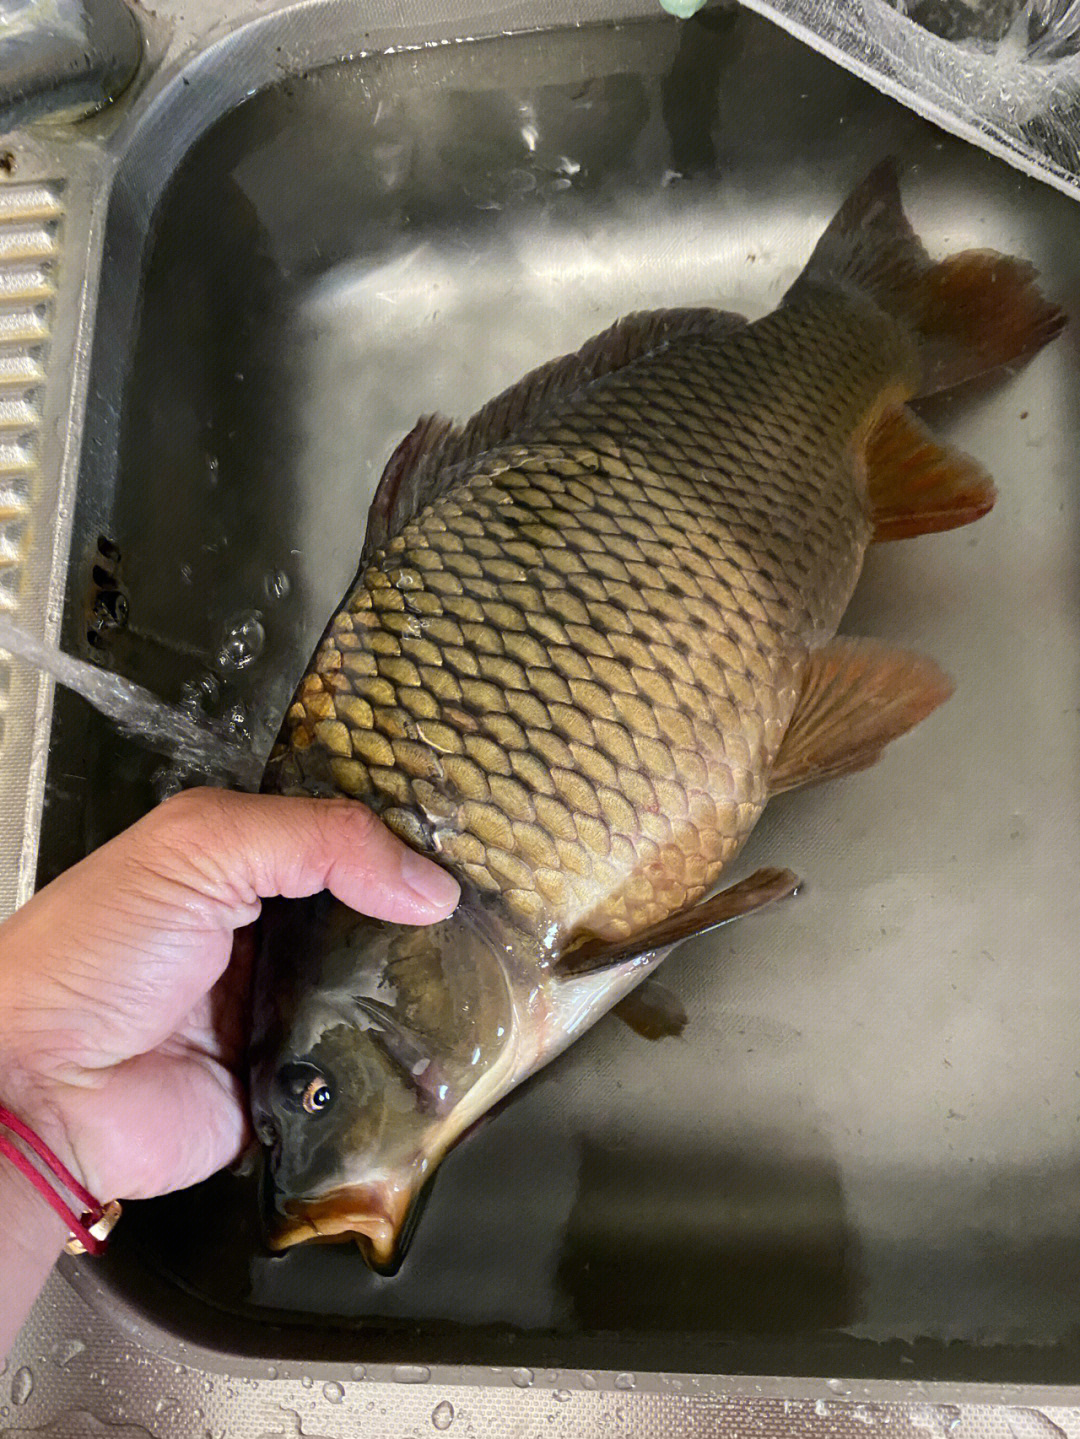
432 1400 455 1430
323 1382 345 1404
511 1368 533 1388
152 766 185 802
179 672 221 717
11 1366 33 1404
265 569 292 602
216 611 265 672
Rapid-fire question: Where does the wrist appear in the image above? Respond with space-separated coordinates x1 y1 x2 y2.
0 1049 92 1194
0 1145 69 1256
0 1147 68 1361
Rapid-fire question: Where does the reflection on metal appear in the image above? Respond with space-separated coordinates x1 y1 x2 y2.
0 181 62 757
0 0 140 127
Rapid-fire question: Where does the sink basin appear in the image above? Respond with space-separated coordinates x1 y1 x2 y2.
21 0 1080 1397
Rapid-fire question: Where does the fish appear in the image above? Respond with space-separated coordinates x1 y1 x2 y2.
249 162 1064 1268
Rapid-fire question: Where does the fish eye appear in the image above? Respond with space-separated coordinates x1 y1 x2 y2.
275 1061 334 1115
302 1076 333 1114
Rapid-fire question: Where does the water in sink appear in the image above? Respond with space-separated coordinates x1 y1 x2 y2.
34 6 1080 1381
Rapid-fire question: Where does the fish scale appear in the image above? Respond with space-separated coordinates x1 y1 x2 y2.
266 300 895 946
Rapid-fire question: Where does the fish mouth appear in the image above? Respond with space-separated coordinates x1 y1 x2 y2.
265 1179 421 1270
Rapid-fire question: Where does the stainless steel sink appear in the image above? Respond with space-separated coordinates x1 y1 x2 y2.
6 0 1080 1428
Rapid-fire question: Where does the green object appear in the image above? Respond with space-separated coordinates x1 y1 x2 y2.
658 0 709 15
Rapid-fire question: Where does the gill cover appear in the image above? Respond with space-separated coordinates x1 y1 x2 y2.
249 892 519 1267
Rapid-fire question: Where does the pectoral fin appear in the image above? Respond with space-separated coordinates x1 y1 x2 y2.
613 979 689 1041
558 866 801 977
770 638 952 794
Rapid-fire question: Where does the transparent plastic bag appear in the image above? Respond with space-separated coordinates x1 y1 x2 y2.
659 0 1080 201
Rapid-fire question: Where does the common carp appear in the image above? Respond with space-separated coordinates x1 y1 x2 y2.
250 163 1064 1267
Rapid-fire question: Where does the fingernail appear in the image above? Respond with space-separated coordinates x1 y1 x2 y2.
399 847 460 912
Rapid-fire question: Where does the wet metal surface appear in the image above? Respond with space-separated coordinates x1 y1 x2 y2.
11 0 1080 1418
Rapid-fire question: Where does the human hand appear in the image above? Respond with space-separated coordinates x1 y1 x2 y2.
0 789 459 1207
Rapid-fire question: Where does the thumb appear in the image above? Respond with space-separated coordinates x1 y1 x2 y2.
110 788 461 932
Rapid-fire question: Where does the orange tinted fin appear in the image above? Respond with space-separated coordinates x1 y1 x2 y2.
787 160 1065 397
916 251 1066 395
867 405 996 542
613 979 688 1041
559 867 801 976
770 638 952 795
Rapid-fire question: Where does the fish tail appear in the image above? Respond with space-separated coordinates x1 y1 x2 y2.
786 159 1066 397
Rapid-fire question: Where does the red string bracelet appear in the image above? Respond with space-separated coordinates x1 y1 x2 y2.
0 1103 121 1255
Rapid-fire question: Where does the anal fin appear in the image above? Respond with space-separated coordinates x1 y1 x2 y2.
770 638 952 794
867 405 996 542
559 867 800 977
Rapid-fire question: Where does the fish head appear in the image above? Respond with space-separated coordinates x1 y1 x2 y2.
249 890 521 1268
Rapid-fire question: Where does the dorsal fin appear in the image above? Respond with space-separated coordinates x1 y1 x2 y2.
360 306 746 559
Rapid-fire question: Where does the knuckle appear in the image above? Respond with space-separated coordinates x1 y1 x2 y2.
318 796 382 846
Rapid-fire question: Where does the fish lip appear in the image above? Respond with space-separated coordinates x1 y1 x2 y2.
265 1180 418 1270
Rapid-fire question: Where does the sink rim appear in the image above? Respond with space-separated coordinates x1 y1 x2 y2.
9 0 1080 1417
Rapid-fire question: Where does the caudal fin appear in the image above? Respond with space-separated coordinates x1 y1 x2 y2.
786 160 1066 396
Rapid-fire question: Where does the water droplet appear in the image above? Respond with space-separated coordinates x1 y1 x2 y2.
267 1366 279 1379
180 563 194 584
936 1406 962 1434
351 1366 366 1381
207 454 220 486
614 1373 635 1390
827 1378 849 1396
301 1376 313 1389
50 1338 85 1367
580 1373 598 1391
155 1397 184 1418
216 610 265 671
432 1400 455 1430
393 1365 431 1384
511 1368 534 1388
265 569 292 602
11 1366 33 1404
554 1390 571 1402
815 1400 829 1419
323 1382 345 1404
